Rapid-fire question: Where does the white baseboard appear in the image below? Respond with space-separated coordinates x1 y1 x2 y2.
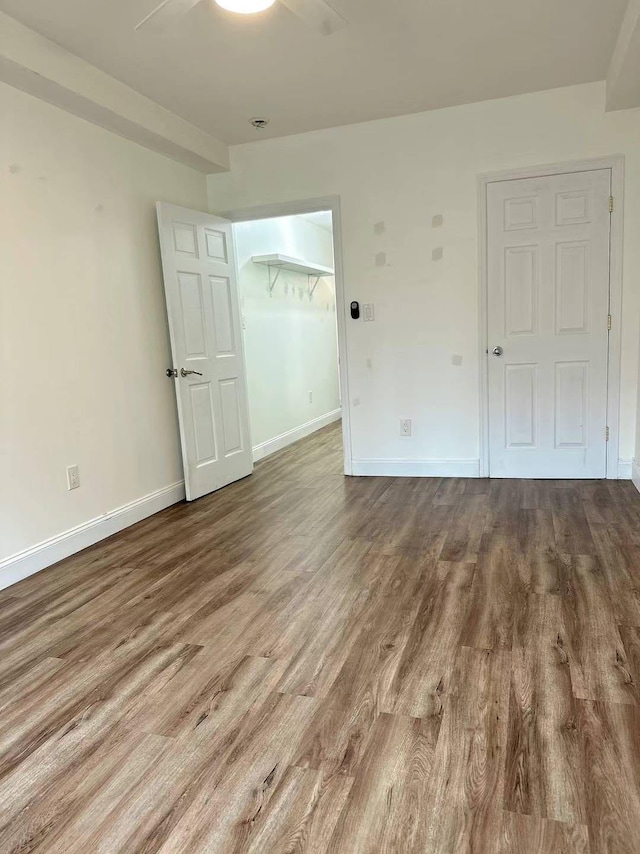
351 458 631 479
632 460 640 495
253 409 342 463
618 459 633 480
351 458 481 477
0 481 185 592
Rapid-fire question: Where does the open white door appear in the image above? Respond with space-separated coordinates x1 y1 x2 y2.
157 203 252 500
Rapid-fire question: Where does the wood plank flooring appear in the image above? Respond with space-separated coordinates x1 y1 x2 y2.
2 421 640 852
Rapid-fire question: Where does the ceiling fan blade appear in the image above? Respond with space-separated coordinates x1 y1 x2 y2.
280 0 348 36
135 0 202 32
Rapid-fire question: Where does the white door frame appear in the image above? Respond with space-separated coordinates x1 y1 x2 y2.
219 195 353 476
478 156 624 479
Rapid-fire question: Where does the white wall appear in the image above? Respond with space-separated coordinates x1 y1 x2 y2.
635 323 640 492
234 215 340 457
0 82 207 569
208 82 640 474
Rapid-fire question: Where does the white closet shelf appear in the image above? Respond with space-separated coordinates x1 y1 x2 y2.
251 254 334 277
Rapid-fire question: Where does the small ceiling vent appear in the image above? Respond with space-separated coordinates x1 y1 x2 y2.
250 117 269 129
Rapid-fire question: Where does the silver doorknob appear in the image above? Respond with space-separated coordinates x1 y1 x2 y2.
180 368 203 377
492 346 503 357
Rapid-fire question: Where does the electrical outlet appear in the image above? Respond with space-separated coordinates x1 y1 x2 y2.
363 303 375 322
308 390 313 403
67 465 80 490
400 419 412 437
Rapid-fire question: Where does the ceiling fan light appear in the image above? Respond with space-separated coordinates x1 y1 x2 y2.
214 0 276 13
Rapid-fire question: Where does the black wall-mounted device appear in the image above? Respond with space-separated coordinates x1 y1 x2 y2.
350 301 360 319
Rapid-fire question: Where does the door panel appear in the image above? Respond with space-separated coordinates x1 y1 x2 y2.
178 273 207 357
211 277 235 354
157 203 253 500
487 169 610 479
555 241 589 334
219 379 243 454
190 382 218 463
204 227 228 261
555 361 588 448
505 364 537 448
505 245 538 336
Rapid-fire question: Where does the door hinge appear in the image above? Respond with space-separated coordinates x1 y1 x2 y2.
607 314 612 331
605 426 610 441
609 196 614 213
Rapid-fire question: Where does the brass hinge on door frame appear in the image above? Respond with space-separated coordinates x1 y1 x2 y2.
605 426 610 442
609 196 614 213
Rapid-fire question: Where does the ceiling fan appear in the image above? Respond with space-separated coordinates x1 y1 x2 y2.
135 0 347 36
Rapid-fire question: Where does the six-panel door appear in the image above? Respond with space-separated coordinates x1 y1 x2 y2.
487 170 611 478
157 204 253 500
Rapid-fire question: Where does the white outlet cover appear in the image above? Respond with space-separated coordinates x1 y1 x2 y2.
66 464 80 490
363 303 375 322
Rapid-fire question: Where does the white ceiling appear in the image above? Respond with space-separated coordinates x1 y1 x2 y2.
0 0 629 144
